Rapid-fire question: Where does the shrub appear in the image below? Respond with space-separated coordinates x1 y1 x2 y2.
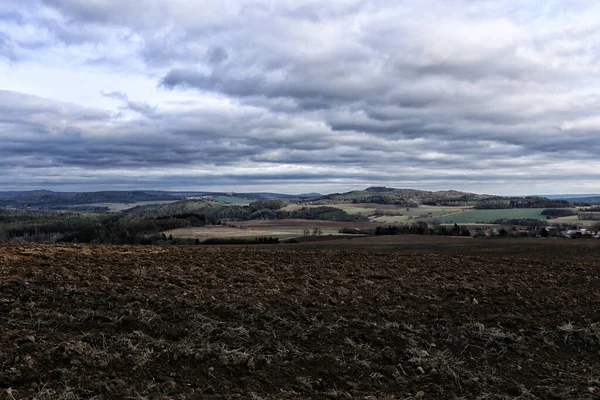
541 209 577 218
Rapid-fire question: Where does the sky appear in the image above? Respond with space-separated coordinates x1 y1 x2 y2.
1 0 600 195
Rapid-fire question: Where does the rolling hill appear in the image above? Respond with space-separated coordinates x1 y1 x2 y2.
0 190 320 210
314 187 495 206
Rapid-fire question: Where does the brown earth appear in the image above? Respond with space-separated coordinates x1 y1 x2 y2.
242 218 385 230
1 239 600 399
294 234 600 260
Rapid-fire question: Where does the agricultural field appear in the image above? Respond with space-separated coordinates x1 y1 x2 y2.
241 218 380 231
438 208 547 224
164 219 376 241
330 205 377 215
208 196 250 205
369 206 467 223
163 225 298 240
551 215 597 227
286 204 467 221
1 239 600 399
74 201 177 212
282 204 376 216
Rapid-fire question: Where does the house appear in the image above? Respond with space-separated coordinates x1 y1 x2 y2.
564 229 591 238
565 229 580 238
468 228 484 237
486 227 510 237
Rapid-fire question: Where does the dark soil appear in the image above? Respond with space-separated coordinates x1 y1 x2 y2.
1 241 599 399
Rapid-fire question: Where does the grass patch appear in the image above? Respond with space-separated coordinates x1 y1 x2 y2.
370 207 466 223
439 208 547 224
209 196 250 205
331 205 377 215
77 201 177 212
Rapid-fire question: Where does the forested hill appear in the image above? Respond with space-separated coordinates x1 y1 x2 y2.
314 187 492 206
313 187 572 208
0 191 180 208
0 190 319 209
0 187 574 210
125 199 366 223
474 197 572 209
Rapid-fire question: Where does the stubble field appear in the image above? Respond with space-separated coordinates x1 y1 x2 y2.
1 238 599 399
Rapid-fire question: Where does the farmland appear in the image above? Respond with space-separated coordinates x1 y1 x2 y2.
1 239 600 399
328 205 377 215
551 215 598 227
369 206 466 223
163 225 298 240
438 208 547 224
208 196 251 205
284 204 467 222
281 204 377 216
283 204 549 225
75 200 177 212
239 218 378 230
163 219 376 241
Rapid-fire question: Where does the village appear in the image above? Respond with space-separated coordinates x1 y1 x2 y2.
472 226 600 239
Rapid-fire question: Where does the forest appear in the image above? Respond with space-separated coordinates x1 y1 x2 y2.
0 200 365 244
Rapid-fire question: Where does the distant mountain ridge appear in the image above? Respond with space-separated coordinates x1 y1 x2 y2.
0 187 580 210
543 194 600 198
0 190 57 197
543 194 600 204
0 191 179 209
0 190 320 209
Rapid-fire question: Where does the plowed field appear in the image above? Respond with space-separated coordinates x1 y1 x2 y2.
1 241 599 399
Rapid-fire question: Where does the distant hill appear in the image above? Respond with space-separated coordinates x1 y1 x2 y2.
314 187 491 206
124 199 364 223
148 191 305 200
0 190 57 198
297 192 321 197
543 194 600 204
312 187 572 208
0 190 314 209
0 187 573 210
543 194 600 199
566 196 600 205
0 191 180 209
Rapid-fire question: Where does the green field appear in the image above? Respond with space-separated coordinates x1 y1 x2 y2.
332 205 377 215
210 196 250 204
282 204 376 215
369 207 466 223
81 201 177 212
438 208 547 224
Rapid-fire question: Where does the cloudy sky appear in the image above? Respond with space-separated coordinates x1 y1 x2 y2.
1 0 600 195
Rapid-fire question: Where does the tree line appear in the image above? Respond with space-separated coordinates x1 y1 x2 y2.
475 197 572 209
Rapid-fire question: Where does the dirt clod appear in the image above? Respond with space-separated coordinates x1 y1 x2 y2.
164 380 177 392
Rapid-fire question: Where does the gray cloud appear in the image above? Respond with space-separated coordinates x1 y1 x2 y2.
206 46 228 65
101 90 128 100
0 1 600 194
